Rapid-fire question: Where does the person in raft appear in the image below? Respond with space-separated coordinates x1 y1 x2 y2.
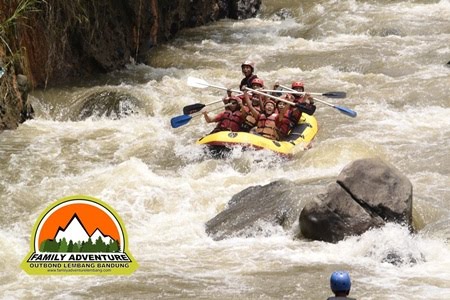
274 94 296 140
202 96 244 134
291 81 316 114
242 90 289 141
285 81 317 130
224 59 257 100
239 60 258 91
239 77 266 132
327 271 356 300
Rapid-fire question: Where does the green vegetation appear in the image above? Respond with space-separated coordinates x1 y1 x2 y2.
0 0 40 58
39 237 121 253
0 0 92 85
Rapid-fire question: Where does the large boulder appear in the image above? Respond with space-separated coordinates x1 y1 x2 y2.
205 179 319 240
300 158 413 243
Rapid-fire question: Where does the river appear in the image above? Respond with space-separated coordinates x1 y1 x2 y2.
1 0 450 299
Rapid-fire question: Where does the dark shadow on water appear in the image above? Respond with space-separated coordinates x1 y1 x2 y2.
204 145 233 160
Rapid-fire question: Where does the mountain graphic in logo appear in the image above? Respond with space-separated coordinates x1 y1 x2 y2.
54 213 113 245
22 195 139 275
36 199 122 253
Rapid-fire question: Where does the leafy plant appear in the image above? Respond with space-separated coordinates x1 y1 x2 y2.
0 0 41 56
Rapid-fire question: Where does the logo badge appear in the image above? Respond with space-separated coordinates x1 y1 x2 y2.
21 195 138 275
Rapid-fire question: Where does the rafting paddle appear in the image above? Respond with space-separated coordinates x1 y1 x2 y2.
311 97 356 118
187 76 241 93
183 99 224 115
171 104 230 128
261 89 346 99
183 92 244 115
278 84 357 118
245 87 302 107
246 87 320 115
184 76 244 114
187 77 300 109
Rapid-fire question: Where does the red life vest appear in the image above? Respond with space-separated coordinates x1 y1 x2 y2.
288 107 302 127
277 110 292 139
256 113 279 140
212 110 243 133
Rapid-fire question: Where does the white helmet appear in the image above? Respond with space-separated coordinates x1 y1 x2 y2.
241 60 255 71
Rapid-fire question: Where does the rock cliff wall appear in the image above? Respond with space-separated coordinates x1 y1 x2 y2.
0 0 260 130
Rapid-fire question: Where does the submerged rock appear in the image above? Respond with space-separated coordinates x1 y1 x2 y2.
369 27 404 37
381 250 422 266
76 91 141 120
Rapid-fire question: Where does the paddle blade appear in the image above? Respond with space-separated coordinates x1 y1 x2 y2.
183 103 205 115
170 114 193 128
322 91 347 98
335 105 357 118
187 76 209 89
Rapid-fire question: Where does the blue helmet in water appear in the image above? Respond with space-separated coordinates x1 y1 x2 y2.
330 271 351 293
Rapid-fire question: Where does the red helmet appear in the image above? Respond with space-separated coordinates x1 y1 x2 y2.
264 99 277 109
251 78 264 87
241 60 255 71
228 96 242 110
224 95 240 103
291 81 304 88
229 96 241 102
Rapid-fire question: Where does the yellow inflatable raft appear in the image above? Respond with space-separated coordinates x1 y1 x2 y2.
196 114 318 156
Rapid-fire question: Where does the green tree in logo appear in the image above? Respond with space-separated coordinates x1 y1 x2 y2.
106 240 120 252
72 241 82 252
80 237 94 252
39 238 120 252
40 239 59 252
58 237 68 252
94 236 107 252
67 240 74 252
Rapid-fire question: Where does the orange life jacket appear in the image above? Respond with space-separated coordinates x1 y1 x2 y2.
256 113 279 140
240 105 259 132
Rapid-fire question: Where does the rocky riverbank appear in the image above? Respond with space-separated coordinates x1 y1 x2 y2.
0 0 261 131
